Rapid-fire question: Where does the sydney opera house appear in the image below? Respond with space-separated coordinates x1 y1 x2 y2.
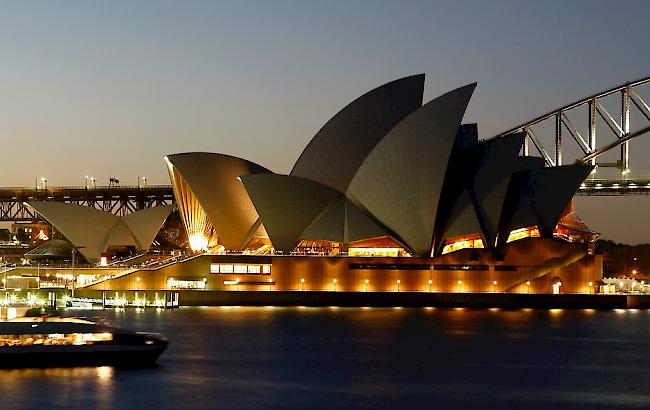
28 74 602 295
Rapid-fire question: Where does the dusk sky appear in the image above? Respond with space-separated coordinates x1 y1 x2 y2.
0 0 648 243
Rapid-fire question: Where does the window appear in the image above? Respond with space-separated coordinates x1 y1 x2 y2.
0 332 113 347
210 263 271 275
506 227 540 243
441 236 484 255
167 278 206 289
494 265 517 271
433 264 489 271
219 265 233 274
348 247 401 257
349 263 430 270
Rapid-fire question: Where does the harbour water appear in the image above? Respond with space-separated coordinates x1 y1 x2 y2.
2 307 650 409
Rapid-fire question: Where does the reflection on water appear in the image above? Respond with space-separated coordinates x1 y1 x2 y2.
96 366 114 382
2 307 650 409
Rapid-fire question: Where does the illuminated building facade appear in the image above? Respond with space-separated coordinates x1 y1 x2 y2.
86 74 602 294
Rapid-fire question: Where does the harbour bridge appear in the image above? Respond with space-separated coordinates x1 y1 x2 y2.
0 76 648 223
494 75 650 195
0 185 174 221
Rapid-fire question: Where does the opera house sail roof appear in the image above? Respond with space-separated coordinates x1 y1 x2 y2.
291 74 425 194
165 153 272 251
26 202 172 263
165 74 595 257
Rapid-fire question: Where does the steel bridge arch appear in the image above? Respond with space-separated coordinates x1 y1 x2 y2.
492 75 650 170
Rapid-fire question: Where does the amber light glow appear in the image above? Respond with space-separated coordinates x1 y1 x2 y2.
348 247 401 257
506 226 541 243
166 157 214 251
188 234 209 252
442 234 484 255
0 332 113 347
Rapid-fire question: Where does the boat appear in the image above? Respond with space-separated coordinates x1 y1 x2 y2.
0 316 168 368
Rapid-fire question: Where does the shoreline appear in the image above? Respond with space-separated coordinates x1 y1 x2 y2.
76 290 650 309
6 289 650 310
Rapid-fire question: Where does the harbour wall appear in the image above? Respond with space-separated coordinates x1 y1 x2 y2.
24 289 650 309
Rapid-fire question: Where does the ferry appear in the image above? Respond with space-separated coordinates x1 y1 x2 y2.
0 316 168 368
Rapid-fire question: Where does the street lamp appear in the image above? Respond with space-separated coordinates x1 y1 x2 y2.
396 279 401 292
268 278 273 291
365 279 369 292
333 278 337 291
526 280 531 294
493 280 497 293
300 278 304 291
457 280 463 293
428 279 432 292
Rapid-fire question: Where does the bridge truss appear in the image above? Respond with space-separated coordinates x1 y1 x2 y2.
494 76 650 195
0 185 175 222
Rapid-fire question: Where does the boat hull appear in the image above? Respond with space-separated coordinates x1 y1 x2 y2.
0 343 168 368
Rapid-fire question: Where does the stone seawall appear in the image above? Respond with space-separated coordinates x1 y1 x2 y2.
7 289 649 309
74 289 631 309
172 291 628 309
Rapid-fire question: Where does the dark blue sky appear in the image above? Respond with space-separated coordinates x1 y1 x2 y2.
0 0 648 243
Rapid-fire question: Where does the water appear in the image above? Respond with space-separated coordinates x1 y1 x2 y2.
1 307 650 409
